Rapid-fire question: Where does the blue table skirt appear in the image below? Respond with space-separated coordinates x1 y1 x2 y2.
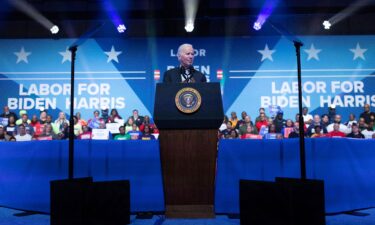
215 138 375 214
0 140 165 213
1 138 375 214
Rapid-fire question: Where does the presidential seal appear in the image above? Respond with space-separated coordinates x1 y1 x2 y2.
175 87 202 113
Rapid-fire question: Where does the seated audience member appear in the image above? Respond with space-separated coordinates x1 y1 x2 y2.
75 112 87 126
45 115 60 134
346 123 365 139
302 107 313 125
328 105 336 123
255 113 268 134
0 126 11 141
88 110 104 129
226 129 239 139
311 125 325 138
360 104 375 125
326 114 350 134
78 125 92 140
9 136 16 141
220 121 234 138
38 123 59 140
264 124 281 139
125 117 137 133
219 116 229 133
73 116 83 136
327 123 346 138
101 107 110 122
55 112 70 132
30 115 43 137
139 115 156 132
127 123 142 140
345 113 357 129
361 126 375 139
255 107 269 123
358 117 368 131
114 126 130 140
281 119 294 138
58 122 70 140
39 110 48 124
229 111 239 129
240 126 262 139
237 111 249 128
273 111 286 133
131 109 144 126
307 114 328 137
1 106 18 120
321 114 330 129
288 122 300 138
16 110 30 125
107 108 122 123
16 113 34 136
5 115 17 136
239 116 257 135
139 125 155 140
14 124 32 141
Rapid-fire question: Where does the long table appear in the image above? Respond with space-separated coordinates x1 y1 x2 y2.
1 138 375 214
0 140 164 213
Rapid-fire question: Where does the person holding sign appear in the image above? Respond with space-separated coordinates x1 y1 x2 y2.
163 43 206 83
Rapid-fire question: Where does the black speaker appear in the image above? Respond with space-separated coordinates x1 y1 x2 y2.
50 177 93 225
51 178 130 225
240 179 289 225
275 177 326 225
240 178 325 225
86 180 130 225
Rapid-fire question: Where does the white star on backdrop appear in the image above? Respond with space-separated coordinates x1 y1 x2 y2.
59 48 72 63
14 47 31 64
350 43 367 60
257 44 276 62
104 46 122 63
304 44 322 61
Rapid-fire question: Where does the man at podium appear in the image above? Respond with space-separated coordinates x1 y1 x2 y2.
163 43 207 83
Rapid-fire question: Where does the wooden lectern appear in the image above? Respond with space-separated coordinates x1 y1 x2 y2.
154 83 223 218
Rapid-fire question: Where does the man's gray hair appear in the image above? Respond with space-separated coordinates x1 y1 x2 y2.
177 43 193 57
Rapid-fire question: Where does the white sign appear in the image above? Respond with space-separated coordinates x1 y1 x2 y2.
92 129 110 140
106 123 121 134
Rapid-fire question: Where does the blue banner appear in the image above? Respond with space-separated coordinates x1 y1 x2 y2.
1 36 374 120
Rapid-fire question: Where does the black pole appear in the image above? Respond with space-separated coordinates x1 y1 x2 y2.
294 41 306 180
68 46 77 180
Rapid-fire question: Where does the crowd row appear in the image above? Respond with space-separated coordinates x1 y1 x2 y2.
1 104 375 142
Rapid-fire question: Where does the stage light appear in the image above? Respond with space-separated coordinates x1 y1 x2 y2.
322 20 331 30
185 21 194 32
50 25 59 34
253 22 262 31
253 0 279 32
117 24 126 33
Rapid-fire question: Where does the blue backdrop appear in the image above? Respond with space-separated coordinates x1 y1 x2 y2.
1 36 374 120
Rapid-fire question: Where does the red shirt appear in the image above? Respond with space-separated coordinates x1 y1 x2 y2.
256 120 268 131
327 131 346 138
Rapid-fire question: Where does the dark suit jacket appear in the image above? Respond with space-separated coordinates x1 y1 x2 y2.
163 67 207 83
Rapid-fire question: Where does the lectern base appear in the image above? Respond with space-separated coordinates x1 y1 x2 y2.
165 205 215 218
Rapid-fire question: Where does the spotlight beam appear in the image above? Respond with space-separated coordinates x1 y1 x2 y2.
328 0 373 26
8 0 57 33
183 0 199 32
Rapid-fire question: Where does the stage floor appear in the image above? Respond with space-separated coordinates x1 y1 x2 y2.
1 207 375 225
